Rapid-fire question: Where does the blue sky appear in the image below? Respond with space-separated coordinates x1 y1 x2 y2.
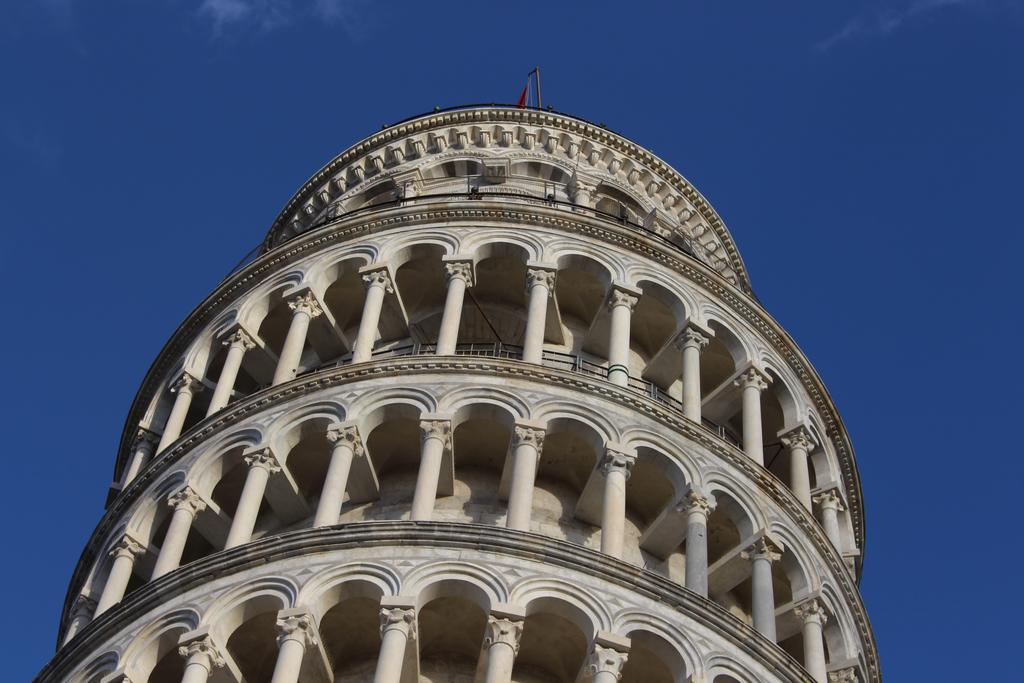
1 1 1021 679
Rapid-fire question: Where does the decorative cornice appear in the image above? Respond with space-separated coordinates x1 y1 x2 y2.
41 523 861 683
74 357 876 679
261 107 749 288
110 200 865 581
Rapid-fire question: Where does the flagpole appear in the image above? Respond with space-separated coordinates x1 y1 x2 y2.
535 67 542 109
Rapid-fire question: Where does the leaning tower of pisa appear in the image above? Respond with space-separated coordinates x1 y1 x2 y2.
38 106 879 683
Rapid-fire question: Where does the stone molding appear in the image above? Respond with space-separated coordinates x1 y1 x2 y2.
42 522 844 683
73 356 875 676
262 107 747 287
109 202 866 568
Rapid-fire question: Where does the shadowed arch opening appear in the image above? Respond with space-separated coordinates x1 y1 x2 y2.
514 596 594 683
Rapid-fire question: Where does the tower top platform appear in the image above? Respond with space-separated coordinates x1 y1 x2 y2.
263 105 752 292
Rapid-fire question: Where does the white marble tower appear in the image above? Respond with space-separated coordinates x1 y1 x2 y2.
39 106 879 683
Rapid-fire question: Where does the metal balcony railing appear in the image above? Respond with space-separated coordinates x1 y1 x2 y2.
283 342 741 448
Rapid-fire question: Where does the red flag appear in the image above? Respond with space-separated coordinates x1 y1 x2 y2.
516 80 529 108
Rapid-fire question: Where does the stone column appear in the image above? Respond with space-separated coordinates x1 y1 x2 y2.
94 535 145 616
506 422 545 531
270 611 317 683
158 374 204 452
436 258 474 355
121 429 158 487
224 448 281 549
482 613 524 683
410 417 451 521
606 286 640 387
352 265 394 363
734 367 770 466
313 422 362 527
522 265 556 364
741 537 783 641
62 595 96 645
677 487 716 597
152 486 206 579
272 292 323 386
599 446 637 558
374 603 416 683
780 425 817 512
207 329 256 416
673 323 711 422
813 488 845 549
795 598 829 683
177 633 225 683
584 642 630 683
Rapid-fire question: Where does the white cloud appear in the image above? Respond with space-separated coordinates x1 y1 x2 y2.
815 0 984 51
195 0 367 36
198 0 252 30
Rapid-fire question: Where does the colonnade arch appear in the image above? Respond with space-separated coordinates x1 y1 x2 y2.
74 381 855 682
128 232 842 532
71 561 766 683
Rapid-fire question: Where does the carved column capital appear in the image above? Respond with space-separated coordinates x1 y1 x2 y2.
734 366 770 392
326 422 364 457
828 668 859 683
167 486 207 515
584 644 629 680
221 328 256 351
109 535 145 560
675 486 716 518
779 425 817 453
600 447 637 480
132 428 159 452
379 606 416 637
607 286 639 312
70 594 97 619
512 423 545 450
673 325 711 353
526 266 557 293
741 536 783 563
243 447 282 474
361 266 395 293
171 373 204 395
419 418 452 444
177 634 226 671
276 611 318 647
813 488 846 512
483 615 524 654
794 598 828 626
443 259 475 286
287 291 323 318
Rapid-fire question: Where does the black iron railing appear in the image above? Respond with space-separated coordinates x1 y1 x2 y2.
277 342 742 448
